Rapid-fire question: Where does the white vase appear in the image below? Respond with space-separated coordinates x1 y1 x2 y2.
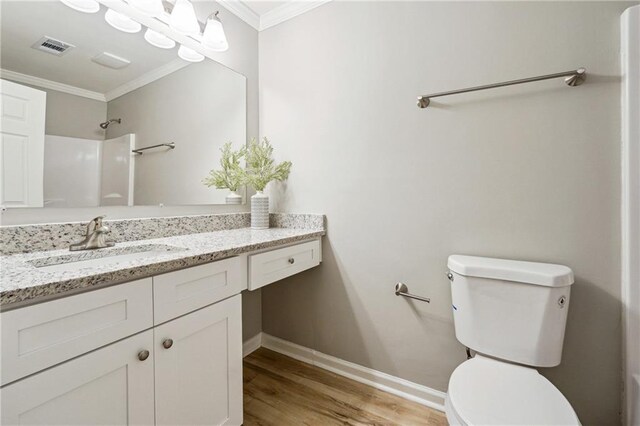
225 191 242 204
251 191 269 229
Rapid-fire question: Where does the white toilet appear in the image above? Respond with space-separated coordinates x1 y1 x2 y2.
445 255 581 425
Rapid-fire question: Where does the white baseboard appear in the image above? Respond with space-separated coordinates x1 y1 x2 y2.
243 332 263 357
258 333 446 412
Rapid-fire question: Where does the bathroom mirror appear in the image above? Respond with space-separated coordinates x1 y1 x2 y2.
0 0 246 208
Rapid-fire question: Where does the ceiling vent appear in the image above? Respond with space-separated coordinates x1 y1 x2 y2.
31 36 75 56
91 52 131 70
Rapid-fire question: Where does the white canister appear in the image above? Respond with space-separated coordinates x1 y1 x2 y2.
251 191 269 229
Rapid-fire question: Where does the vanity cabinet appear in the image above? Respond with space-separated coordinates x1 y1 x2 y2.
1 238 322 425
0 260 244 426
0 296 242 426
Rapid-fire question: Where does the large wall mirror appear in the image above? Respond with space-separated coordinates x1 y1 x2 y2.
0 0 246 208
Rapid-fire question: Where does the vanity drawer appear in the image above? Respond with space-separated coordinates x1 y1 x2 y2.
0 278 153 386
248 239 321 290
153 257 242 325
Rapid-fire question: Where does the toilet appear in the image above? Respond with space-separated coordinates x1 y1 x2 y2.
445 255 581 425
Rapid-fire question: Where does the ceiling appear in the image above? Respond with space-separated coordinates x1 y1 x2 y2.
0 1 185 99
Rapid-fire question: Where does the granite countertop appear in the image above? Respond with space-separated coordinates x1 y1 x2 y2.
1 227 324 309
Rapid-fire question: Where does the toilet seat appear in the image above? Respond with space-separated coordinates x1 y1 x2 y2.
446 355 580 426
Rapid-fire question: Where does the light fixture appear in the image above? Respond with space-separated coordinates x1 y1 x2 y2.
105 8 142 33
178 45 204 62
127 0 164 17
60 0 100 13
170 0 200 36
202 11 228 52
144 28 176 49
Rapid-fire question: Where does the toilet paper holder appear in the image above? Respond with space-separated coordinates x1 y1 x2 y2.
394 282 430 303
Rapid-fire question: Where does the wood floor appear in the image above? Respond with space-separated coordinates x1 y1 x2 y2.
243 348 448 426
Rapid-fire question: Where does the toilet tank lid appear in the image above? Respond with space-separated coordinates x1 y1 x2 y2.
447 255 574 287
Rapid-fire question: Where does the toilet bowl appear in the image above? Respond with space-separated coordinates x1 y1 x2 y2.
445 355 580 425
446 255 580 425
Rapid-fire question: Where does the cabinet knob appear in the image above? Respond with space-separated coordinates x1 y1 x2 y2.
288 258 295 264
138 350 150 361
162 338 174 349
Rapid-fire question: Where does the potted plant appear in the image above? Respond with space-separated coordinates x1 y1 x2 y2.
245 138 292 229
202 142 247 204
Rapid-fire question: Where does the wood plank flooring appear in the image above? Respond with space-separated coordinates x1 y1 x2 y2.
243 348 448 426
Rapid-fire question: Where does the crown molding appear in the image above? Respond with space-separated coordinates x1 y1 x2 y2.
0 69 106 102
218 0 331 32
105 59 190 101
218 0 261 31
1 59 189 104
259 0 331 31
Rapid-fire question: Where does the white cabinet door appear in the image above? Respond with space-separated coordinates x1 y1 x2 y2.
0 330 155 426
155 295 243 426
0 79 46 208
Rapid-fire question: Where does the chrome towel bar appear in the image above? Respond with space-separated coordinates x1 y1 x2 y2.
132 142 176 155
417 67 586 108
395 282 430 303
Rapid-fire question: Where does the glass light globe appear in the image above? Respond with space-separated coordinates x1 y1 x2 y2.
178 45 204 62
170 0 200 36
202 13 228 52
60 0 100 13
144 28 176 49
105 8 142 33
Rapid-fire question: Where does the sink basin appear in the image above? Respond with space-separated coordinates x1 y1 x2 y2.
29 244 186 273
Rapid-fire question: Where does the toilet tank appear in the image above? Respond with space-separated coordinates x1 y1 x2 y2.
448 255 574 367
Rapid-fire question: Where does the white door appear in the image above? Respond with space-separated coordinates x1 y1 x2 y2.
0 79 46 208
155 295 243 426
0 330 155 425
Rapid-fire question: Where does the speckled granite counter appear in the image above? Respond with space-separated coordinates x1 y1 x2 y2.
1 221 325 309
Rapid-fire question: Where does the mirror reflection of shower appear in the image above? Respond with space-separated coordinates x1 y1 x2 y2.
99 118 121 129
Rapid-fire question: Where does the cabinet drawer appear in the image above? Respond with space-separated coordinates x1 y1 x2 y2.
0 279 153 386
153 257 242 325
248 239 321 290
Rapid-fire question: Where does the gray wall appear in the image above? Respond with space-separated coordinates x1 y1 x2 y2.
258 2 632 424
43 89 106 140
106 61 246 206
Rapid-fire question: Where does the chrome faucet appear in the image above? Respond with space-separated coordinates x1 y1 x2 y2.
69 216 115 251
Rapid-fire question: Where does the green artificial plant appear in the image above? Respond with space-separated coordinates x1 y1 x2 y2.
202 142 247 192
245 137 292 192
